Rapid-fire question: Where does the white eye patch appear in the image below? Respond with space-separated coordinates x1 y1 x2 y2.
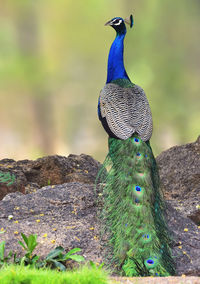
111 19 122 26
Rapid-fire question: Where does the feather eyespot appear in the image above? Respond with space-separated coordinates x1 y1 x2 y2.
133 137 140 144
144 257 158 269
147 259 154 265
136 152 142 160
135 186 142 193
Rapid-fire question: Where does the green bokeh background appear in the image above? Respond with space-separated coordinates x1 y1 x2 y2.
0 0 199 162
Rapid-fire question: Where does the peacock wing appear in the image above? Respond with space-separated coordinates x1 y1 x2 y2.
99 83 153 141
99 84 134 140
128 84 153 142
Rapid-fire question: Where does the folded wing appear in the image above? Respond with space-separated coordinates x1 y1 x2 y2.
99 83 153 141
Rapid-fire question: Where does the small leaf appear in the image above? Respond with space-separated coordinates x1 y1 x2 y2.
0 241 5 261
89 260 96 268
18 240 27 251
68 254 85 262
65 248 81 257
45 246 64 260
29 242 38 254
20 256 26 265
21 233 29 247
13 253 21 264
27 234 38 252
55 254 66 262
54 261 66 271
31 254 40 263
50 259 66 271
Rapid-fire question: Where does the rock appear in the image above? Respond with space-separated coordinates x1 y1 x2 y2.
0 136 200 277
0 159 26 200
157 136 200 226
156 136 200 276
0 182 103 265
166 201 200 276
0 154 101 200
24 154 101 187
2 191 24 202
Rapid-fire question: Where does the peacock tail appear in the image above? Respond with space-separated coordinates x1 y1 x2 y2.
97 15 176 277
97 134 175 276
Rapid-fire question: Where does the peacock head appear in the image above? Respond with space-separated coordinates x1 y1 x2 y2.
105 15 133 35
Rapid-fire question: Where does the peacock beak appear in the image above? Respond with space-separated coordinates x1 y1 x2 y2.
104 20 113 26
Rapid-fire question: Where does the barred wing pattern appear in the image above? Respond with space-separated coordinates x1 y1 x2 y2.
99 83 153 141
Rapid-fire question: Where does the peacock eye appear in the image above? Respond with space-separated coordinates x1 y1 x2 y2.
112 19 122 26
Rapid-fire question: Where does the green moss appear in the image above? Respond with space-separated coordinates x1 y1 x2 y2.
0 171 15 186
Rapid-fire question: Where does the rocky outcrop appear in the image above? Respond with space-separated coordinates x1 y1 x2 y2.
0 154 101 199
0 137 200 277
157 136 200 226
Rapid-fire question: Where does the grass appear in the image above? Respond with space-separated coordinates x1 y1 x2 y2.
0 264 109 284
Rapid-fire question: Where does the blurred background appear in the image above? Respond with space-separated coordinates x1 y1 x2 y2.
0 0 199 162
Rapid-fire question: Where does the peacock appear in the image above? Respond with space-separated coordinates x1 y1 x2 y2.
97 15 175 277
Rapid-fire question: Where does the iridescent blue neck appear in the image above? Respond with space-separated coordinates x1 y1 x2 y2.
106 33 129 84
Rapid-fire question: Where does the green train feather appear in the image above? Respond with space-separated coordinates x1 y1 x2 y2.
97 135 175 276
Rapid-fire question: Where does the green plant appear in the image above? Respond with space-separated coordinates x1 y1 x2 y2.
0 233 85 271
89 260 105 270
18 233 39 266
0 171 15 186
0 241 13 266
44 246 85 271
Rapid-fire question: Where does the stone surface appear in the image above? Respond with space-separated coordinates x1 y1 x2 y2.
0 154 101 200
166 202 200 276
110 276 200 284
0 182 102 265
157 136 200 226
24 154 101 186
